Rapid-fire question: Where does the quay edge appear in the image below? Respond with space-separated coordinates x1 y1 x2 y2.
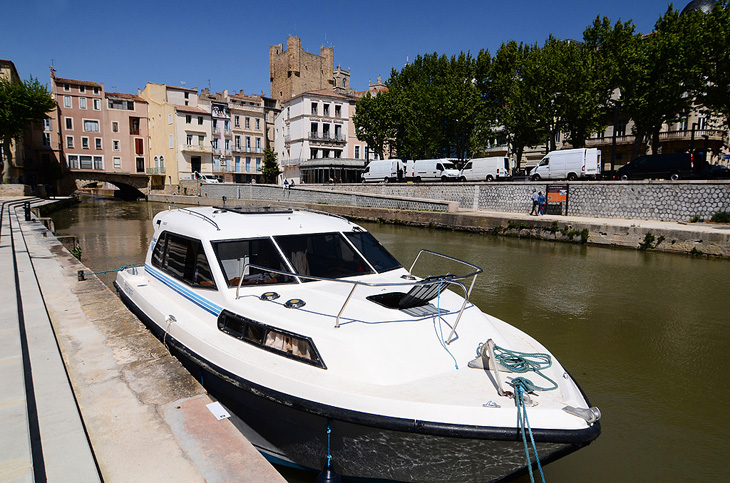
3 197 284 482
148 193 730 258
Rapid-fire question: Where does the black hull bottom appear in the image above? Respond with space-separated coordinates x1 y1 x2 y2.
115 283 596 482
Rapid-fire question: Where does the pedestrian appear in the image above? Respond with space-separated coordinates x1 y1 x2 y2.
530 189 539 215
283 179 289 190
289 179 295 188
538 191 546 215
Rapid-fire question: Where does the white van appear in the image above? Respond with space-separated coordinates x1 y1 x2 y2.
362 159 404 183
458 157 512 182
529 148 600 181
410 159 460 182
193 171 220 183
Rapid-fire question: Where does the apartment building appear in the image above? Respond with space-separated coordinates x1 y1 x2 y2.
199 89 266 183
105 92 149 176
275 89 366 183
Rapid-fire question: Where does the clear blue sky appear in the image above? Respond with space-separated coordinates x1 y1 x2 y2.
3 0 684 97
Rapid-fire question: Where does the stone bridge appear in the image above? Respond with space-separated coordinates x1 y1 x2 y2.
67 171 151 199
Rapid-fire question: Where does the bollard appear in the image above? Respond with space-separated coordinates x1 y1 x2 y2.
24 201 31 221
77 270 85 281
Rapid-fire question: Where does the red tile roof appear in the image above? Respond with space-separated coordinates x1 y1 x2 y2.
106 92 147 103
175 105 209 114
54 77 102 88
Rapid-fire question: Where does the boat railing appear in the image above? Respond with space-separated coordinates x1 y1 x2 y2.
235 249 481 338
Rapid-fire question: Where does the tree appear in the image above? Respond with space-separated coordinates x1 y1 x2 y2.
0 75 56 182
353 90 396 159
260 148 281 183
701 1 730 126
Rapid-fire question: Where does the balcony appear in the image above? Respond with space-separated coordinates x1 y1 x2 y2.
146 166 166 175
308 132 346 144
181 144 211 154
659 129 725 142
585 135 636 148
212 127 220 135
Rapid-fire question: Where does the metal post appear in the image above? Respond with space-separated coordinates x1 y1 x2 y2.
24 201 31 221
610 101 620 173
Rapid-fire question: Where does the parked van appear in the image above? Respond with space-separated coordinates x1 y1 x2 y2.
362 159 404 183
458 157 512 182
410 159 460 182
615 153 707 180
530 148 600 181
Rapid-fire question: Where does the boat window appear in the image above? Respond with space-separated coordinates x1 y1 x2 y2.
212 238 294 286
344 231 401 273
217 310 325 368
151 231 216 289
274 232 374 281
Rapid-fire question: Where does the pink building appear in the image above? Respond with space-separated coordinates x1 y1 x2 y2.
105 92 149 175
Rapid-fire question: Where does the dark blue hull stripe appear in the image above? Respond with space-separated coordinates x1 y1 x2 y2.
145 264 222 316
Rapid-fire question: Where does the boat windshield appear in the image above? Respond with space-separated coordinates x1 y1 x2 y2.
343 231 401 273
212 238 295 287
274 232 376 281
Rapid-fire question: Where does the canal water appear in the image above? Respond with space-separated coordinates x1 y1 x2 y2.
51 199 730 482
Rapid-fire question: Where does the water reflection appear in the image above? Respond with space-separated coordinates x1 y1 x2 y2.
51 200 730 482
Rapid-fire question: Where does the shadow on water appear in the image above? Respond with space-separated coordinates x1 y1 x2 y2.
52 201 730 482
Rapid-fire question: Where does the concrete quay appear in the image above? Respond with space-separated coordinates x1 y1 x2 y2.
150 192 730 258
0 197 284 482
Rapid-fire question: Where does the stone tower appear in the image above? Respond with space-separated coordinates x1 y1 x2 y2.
269 36 336 104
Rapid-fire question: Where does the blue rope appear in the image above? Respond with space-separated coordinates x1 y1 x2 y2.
435 279 458 370
492 344 557 392
515 382 546 483
326 420 333 469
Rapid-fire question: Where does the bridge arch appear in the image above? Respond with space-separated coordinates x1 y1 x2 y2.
67 171 152 200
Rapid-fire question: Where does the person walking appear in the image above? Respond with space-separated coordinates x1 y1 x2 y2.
530 189 539 215
538 191 546 215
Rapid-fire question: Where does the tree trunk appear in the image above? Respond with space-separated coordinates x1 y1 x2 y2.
1 138 13 183
631 126 645 161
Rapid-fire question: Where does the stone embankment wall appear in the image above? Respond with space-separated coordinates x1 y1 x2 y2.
273 180 730 222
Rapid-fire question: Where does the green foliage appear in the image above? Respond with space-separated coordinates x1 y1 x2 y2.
639 232 656 250
352 4 729 166
0 75 56 180
260 148 281 184
710 211 730 223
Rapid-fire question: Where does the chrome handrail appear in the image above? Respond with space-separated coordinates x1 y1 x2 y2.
234 249 481 332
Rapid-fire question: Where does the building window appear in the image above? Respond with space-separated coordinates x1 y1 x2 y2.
184 92 189 99
136 157 145 173
43 133 51 146
93 98 101 110
113 157 121 169
93 156 103 169
112 121 119 132
79 85 85 93
256 138 261 151
113 140 120 151
698 116 707 130
246 156 251 172
235 135 241 149
311 102 318 115
135 138 144 155
67 154 79 169
79 155 92 169
95 138 102 150
93 87 99 95
83 119 99 132
311 122 318 136
354 146 360 159
64 96 72 108
43 118 52 131
169 134 174 148
335 105 341 117
66 136 74 148
186 114 191 123
198 135 205 147
245 136 251 149
255 118 260 130
323 104 329 116
234 115 240 127
256 157 261 172
187 134 193 146
130 118 140 135
65 118 73 130
198 116 203 125
79 97 87 109
64 84 70 91
245 117 250 129
168 113 173 124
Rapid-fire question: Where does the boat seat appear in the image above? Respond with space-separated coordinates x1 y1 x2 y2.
367 275 450 310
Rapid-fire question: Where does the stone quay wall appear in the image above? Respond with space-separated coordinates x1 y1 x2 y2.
275 180 730 222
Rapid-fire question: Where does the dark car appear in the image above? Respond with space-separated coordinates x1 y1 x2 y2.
615 153 708 181
703 164 730 179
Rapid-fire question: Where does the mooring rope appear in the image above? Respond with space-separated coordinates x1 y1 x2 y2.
514 381 546 483
80 264 139 276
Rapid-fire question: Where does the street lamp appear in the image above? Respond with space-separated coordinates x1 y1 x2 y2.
690 122 698 153
610 99 622 173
